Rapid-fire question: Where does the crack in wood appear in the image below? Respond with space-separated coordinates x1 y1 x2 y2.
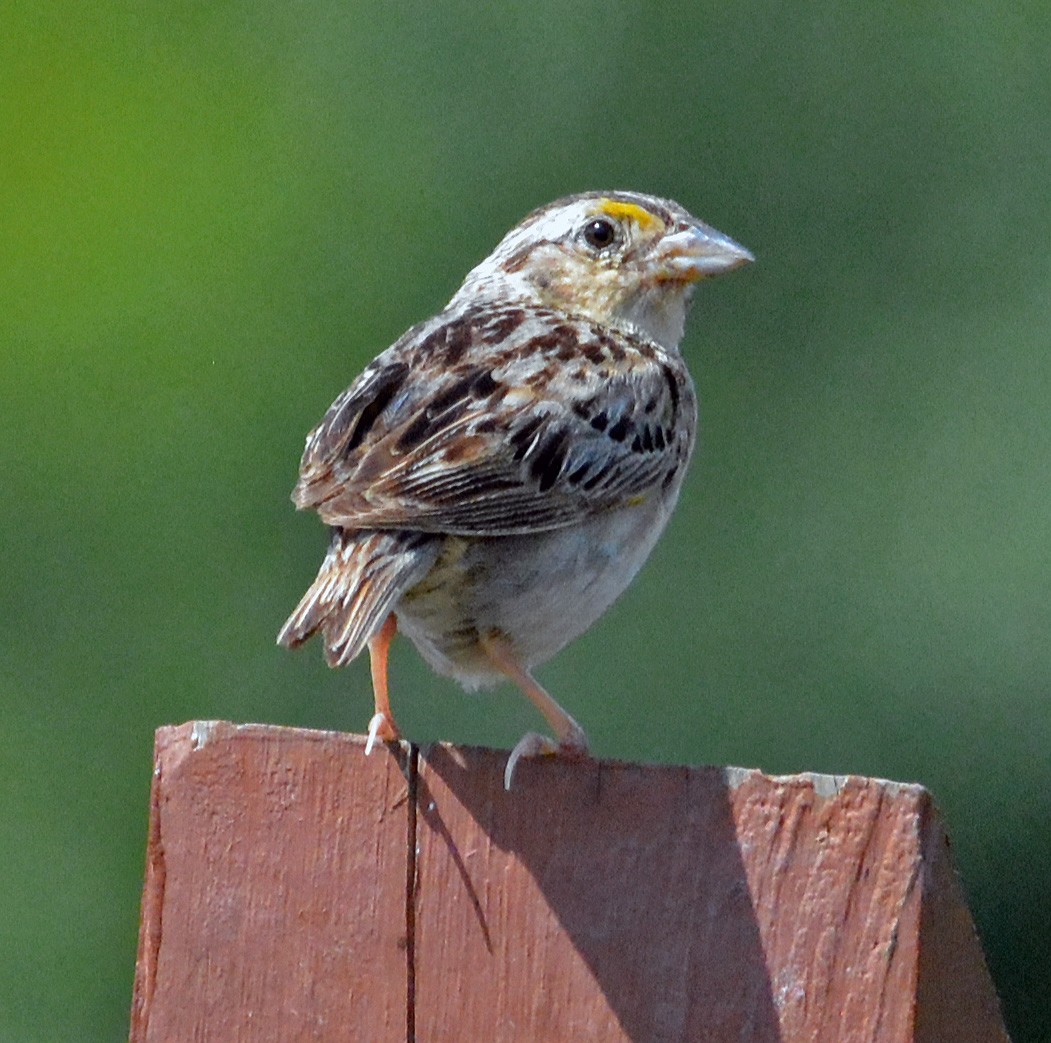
406 743 419 1043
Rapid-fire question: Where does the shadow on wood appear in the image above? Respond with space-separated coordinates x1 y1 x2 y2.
129 722 1008 1042
415 747 781 1040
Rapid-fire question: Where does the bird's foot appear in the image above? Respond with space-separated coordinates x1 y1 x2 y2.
365 711 401 756
504 728 590 790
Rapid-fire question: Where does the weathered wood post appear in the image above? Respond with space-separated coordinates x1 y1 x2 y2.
129 721 1008 1042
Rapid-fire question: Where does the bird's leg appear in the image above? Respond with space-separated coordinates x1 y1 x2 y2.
365 613 401 755
480 632 590 789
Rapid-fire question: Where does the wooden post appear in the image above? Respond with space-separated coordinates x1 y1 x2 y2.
130 722 1008 1042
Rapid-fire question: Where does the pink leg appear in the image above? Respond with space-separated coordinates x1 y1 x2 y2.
365 613 400 755
480 632 589 788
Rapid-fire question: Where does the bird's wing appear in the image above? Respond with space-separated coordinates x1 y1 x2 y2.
292 303 696 536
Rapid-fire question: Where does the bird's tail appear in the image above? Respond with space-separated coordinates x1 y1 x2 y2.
277 529 438 667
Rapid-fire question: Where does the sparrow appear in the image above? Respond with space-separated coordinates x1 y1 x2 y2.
278 190 752 787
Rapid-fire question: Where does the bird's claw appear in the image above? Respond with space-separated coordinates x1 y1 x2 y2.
504 730 589 790
365 712 400 755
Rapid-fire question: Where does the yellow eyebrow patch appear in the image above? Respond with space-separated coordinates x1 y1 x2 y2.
598 199 663 231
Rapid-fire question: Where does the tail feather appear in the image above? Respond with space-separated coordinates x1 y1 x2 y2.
278 530 438 667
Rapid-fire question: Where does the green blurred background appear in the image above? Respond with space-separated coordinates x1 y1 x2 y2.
2 1 1048 1038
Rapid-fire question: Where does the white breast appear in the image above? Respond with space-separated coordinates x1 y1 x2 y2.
395 491 680 689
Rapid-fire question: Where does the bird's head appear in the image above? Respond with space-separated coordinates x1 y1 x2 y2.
451 190 753 350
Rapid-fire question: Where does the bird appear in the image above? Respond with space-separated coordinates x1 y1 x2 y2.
277 190 752 788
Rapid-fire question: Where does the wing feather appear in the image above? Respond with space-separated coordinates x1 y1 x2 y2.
291 304 696 537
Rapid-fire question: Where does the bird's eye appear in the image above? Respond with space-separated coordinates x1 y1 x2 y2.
581 218 618 251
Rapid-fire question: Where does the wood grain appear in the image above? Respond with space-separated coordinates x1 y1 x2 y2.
130 724 1008 1042
130 722 412 1043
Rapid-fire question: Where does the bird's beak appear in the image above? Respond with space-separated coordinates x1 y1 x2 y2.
657 222 754 282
